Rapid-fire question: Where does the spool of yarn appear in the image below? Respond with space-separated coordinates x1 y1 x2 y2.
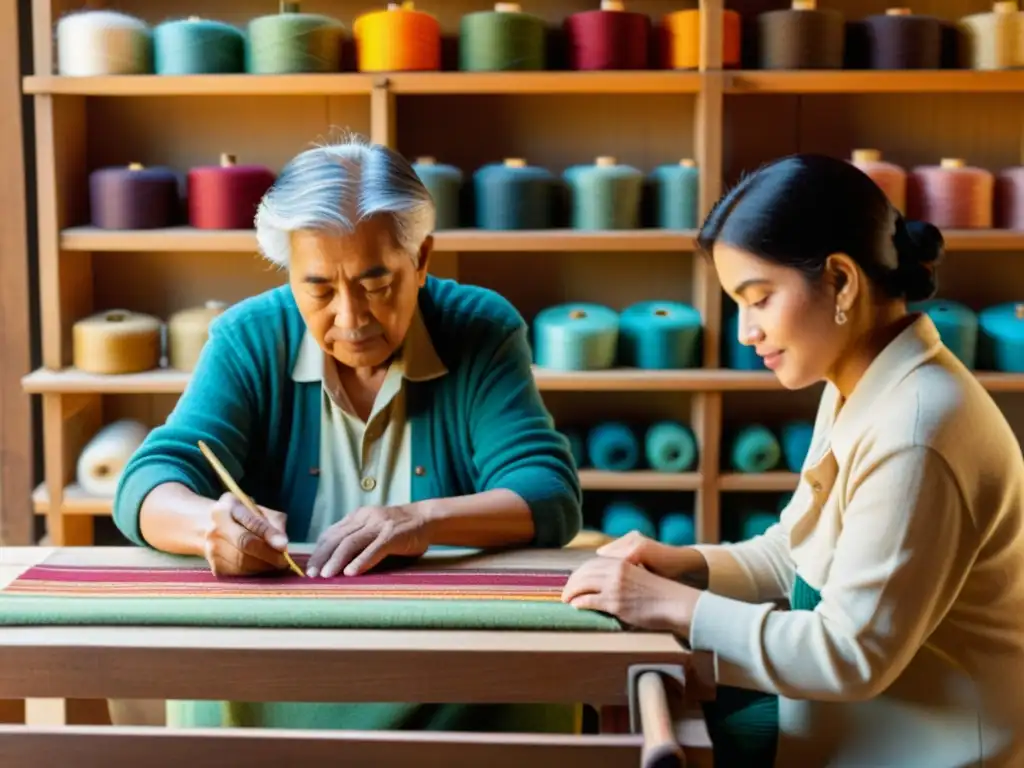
187 154 276 230
601 500 657 539
645 421 698 472
850 149 907 214
354 2 441 72
413 157 462 230
459 3 547 71
996 166 1024 229
532 303 619 370
90 163 180 230
725 310 765 370
907 158 994 229
739 510 780 540
909 298 978 369
563 156 644 230
587 422 641 471
659 512 696 546
246 2 344 74
618 300 703 369
729 425 782 473
560 427 587 468
662 9 742 69
473 159 556 230
858 8 943 69
780 421 814 472
564 1 651 70
651 159 700 229
56 10 152 76
758 0 846 69
977 302 1024 372
73 310 162 374
959 2 1024 70
76 420 150 497
153 16 245 74
167 301 230 371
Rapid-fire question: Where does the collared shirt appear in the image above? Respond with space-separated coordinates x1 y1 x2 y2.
290 308 447 542
691 314 1024 767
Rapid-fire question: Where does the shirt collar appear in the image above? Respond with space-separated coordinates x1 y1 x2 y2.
291 306 448 384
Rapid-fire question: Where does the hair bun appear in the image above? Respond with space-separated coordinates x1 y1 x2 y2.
893 218 943 301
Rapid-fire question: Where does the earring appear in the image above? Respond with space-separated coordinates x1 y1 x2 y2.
834 306 848 326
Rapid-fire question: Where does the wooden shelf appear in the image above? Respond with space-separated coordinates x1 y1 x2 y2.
59 227 699 253
31 483 113 516
578 470 702 491
723 70 1024 94
718 473 800 492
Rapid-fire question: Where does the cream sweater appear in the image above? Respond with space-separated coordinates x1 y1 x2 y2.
691 314 1024 767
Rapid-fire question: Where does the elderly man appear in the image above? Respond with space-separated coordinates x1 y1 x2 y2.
111 135 582 733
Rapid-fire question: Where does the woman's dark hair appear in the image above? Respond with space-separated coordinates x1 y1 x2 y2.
697 153 944 302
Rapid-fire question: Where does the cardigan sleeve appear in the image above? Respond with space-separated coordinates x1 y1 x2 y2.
688 445 977 701
466 323 582 548
692 517 797 603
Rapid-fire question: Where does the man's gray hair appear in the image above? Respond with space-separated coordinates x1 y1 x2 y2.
255 134 436 268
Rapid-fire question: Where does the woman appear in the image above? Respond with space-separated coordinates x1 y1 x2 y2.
562 154 1024 767
112 135 582 733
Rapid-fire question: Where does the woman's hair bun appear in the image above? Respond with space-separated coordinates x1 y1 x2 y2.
893 217 943 301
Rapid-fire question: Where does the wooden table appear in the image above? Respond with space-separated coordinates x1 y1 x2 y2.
0 546 713 767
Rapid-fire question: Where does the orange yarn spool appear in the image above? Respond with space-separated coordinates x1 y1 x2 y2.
907 158 995 229
353 2 441 72
662 9 741 69
850 149 907 213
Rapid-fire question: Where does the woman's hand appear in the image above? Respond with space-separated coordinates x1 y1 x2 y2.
204 492 290 576
561 556 702 636
597 531 709 586
306 504 431 578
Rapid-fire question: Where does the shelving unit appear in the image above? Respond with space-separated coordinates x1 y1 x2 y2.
22 0 1024 548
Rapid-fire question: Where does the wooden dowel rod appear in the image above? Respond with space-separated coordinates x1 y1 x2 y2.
637 672 685 768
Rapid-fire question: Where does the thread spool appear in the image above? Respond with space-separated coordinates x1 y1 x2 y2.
532 303 619 370
459 4 547 71
187 154 276 230
662 9 742 69
473 159 556 230
644 421 698 473
246 2 344 74
587 422 641 471
724 309 765 370
167 301 230 371
850 149 907 214
959 2 1024 70
996 166 1024 229
977 302 1024 372
780 421 814 472
55 10 152 76
651 159 700 229
618 301 703 370
601 500 657 539
729 425 782 473
907 158 994 229
909 298 978 369
413 157 463 230
73 310 163 375
354 2 441 72
76 420 150 497
560 427 587 468
90 163 180 230
153 17 245 74
563 156 644 230
659 512 696 546
563 2 651 70
857 8 943 69
739 510 780 540
757 0 846 69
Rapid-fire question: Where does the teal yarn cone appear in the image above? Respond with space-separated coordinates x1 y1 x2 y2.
659 512 696 546
725 310 764 370
777 492 793 513
459 5 546 71
563 156 644 230
532 303 619 371
738 510 779 540
413 156 462 231
601 500 656 539
645 421 698 472
978 302 1024 372
729 425 782 473
651 159 700 229
154 17 245 74
618 300 703 369
780 420 813 472
587 422 640 471
246 4 344 74
560 427 586 468
910 298 978 370
473 159 556 230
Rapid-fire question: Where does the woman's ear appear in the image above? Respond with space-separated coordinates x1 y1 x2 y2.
826 252 859 312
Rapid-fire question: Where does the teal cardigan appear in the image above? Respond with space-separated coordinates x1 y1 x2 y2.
113 275 582 549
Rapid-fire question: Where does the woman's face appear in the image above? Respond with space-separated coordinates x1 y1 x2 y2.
713 242 845 390
289 217 431 371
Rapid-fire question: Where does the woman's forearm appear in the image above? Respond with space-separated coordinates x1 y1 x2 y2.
415 489 536 548
139 482 215 556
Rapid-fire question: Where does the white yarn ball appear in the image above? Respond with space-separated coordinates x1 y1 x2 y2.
56 10 151 76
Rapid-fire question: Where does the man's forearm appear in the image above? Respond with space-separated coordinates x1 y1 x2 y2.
139 482 214 556
414 489 536 548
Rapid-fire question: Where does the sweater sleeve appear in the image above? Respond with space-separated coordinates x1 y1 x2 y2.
689 445 976 701
112 317 259 547
466 323 582 548
691 514 797 603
